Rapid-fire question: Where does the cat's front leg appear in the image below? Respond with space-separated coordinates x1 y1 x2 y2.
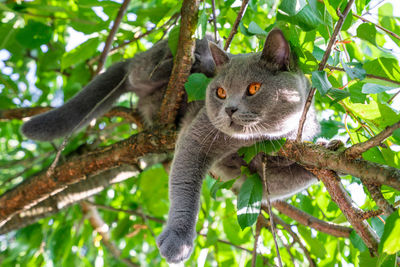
156 109 232 263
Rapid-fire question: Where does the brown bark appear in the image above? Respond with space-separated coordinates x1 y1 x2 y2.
0 128 176 227
0 165 138 234
279 141 400 190
310 169 379 254
159 0 200 124
273 200 352 238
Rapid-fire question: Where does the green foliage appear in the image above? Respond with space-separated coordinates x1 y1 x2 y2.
184 73 211 102
1 0 400 266
237 173 263 229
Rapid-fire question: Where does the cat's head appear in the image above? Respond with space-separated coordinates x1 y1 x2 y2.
205 29 310 139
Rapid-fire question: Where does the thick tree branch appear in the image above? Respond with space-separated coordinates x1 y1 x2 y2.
223 0 249 51
272 200 352 237
296 0 355 141
0 128 176 227
81 201 140 267
159 0 200 124
0 165 138 234
310 169 379 253
95 0 132 75
279 141 400 190
345 120 400 159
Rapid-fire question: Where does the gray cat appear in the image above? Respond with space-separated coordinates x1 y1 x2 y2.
21 29 320 263
156 29 319 263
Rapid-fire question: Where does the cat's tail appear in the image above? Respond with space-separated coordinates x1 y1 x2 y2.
21 61 130 141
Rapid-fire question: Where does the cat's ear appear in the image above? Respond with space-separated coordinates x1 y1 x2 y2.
260 28 290 70
209 42 230 67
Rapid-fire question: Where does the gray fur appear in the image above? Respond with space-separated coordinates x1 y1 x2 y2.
21 37 216 140
157 29 320 263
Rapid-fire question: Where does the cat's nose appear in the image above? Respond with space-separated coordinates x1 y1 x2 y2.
225 107 238 117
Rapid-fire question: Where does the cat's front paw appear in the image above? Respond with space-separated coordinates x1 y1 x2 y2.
156 227 195 263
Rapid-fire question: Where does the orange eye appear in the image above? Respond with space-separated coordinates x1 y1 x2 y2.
216 87 227 99
247 82 262 96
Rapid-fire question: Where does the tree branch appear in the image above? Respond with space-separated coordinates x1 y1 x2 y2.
261 209 316 267
326 65 400 86
0 165 138 234
310 169 379 254
296 0 355 141
95 0 132 75
223 0 249 51
345 120 400 159
159 0 200 125
0 128 176 227
364 183 395 215
279 141 400 191
0 106 143 127
86 201 165 224
272 200 352 237
81 201 140 267
353 13 400 41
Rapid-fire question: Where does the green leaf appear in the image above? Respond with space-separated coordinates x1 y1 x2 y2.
349 231 367 252
328 88 350 102
237 174 262 229
168 25 180 57
349 82 367 103
139 164 169 216
198 8 207 39
239 21 252 37
358 250 378 267
312 70 332 96
356 23 377 45
379 209 400 254
61 37 100 70
210 179 237 199
15 20 53 49
184 73 212 102
342 62 366 80
247 22 267 36
362 83 396 94
363 58 400 82
238 139 286 164
343 96 400 129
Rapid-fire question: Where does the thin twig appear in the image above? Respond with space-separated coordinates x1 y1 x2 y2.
199 233 252 253
86 201 165 224
296 0 355 141
326 65 400 86
251 218 262 267
95 0 131 75
263 209 316 267
345 120 400 158
261 155 283 267
211 0 219 43
109 13 180 54
388 90 400 104
223 0 249 50
353 13 400 41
